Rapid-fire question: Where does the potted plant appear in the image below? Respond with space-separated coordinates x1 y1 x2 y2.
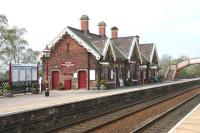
99 80 106 90
31 83 39 94
3 84 12 97
57 83 65 90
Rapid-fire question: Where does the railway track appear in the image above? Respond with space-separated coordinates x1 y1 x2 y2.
132 94 199 133
51 87 200 133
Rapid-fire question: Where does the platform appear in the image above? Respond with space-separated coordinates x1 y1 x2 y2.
169 104 200 133
0 78 199 117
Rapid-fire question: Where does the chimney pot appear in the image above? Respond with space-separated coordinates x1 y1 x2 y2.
111 26 118 38
98 21 106 37
135 35 140 44
80 15 89 33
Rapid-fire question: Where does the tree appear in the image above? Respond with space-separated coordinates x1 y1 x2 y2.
0 14 41 79
2 26 28 64
22 48 40 63
159 54 172 75
0 14 8 57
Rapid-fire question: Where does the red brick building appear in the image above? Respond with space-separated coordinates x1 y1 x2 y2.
38 15 159 90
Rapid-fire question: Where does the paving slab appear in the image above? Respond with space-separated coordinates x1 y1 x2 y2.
169 104 200 133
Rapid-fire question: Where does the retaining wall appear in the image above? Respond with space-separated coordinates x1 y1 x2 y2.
0 80 200 133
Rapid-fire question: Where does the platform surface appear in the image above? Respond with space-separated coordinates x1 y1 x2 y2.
169 104 200 133
0 78 199 117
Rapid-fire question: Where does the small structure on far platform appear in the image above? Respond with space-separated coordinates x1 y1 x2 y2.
11 64 38 82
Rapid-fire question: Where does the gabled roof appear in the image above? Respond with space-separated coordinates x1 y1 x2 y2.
67 26 103 55
139 43 158 64
38 27 103 60
111 43 127 61
111 36 134 58
38 26 149 64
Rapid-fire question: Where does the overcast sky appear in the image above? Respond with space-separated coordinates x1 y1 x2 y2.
1 0 200 59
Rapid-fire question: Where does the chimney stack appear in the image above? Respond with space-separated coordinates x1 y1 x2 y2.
80 15 89 33
98 21 106 37
111 26 118 38
135 35 140 44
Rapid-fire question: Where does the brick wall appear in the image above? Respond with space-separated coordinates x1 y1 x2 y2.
43 35 99 89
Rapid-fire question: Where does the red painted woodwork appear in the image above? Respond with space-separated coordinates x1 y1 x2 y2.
64 80 71 90
78 71 86 89
52 71 59 89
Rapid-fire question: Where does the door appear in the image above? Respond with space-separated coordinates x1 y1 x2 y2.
52 71 59 89
78 71 86 89
64 80 71 90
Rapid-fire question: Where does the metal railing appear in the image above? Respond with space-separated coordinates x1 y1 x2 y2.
0 80 37 96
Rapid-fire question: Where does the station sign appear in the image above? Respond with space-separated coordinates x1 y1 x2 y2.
60 62 75 67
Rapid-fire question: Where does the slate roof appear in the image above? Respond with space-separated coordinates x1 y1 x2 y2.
67 26 136 60
38 25 145 62
111 43 127 60
67 26 103 55
111 36 134 58
139 43 154 63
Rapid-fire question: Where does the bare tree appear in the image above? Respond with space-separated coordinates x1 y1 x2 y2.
159 54 172 75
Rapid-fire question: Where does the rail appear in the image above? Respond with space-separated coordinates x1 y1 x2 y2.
50 84 200 133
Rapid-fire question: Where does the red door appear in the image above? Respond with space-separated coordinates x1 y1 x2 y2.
78 71 86 89
52 71 59 89
64 80 71 90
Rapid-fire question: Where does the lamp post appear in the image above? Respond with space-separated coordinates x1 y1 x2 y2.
43 46 50 90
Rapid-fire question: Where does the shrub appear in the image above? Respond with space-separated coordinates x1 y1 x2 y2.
3 85 11 93
32 83 39 88
31 83 39 94
125 79 133 86
100 80 106 87
58 83 64 90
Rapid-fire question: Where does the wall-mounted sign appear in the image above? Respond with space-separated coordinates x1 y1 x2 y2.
111 70 114 80
60 62 75 67
150 65 157 69
73 73 77 78
139 65 147 70
90 70 95 80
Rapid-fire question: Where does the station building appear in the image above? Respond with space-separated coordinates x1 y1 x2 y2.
38 15 159 90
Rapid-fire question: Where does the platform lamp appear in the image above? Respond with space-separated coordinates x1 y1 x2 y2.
43 45 50 90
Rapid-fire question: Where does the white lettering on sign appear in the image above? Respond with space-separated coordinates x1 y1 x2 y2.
60 62 75 67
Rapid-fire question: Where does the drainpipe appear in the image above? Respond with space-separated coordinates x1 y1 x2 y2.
88 53 90 90
8 62 12 87
99 60 101 81
146 63 150 83
124 60 127 82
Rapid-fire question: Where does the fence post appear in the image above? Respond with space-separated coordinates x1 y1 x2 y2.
8 63 12 88
37 62 39 84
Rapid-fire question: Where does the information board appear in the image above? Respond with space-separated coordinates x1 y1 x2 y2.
11 64 37 81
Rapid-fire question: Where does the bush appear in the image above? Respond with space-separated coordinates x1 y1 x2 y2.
32 83 39 88
31 83 39 94
3 85 11 92
125 79 133 86
100 80 106 87
58 83 65 90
